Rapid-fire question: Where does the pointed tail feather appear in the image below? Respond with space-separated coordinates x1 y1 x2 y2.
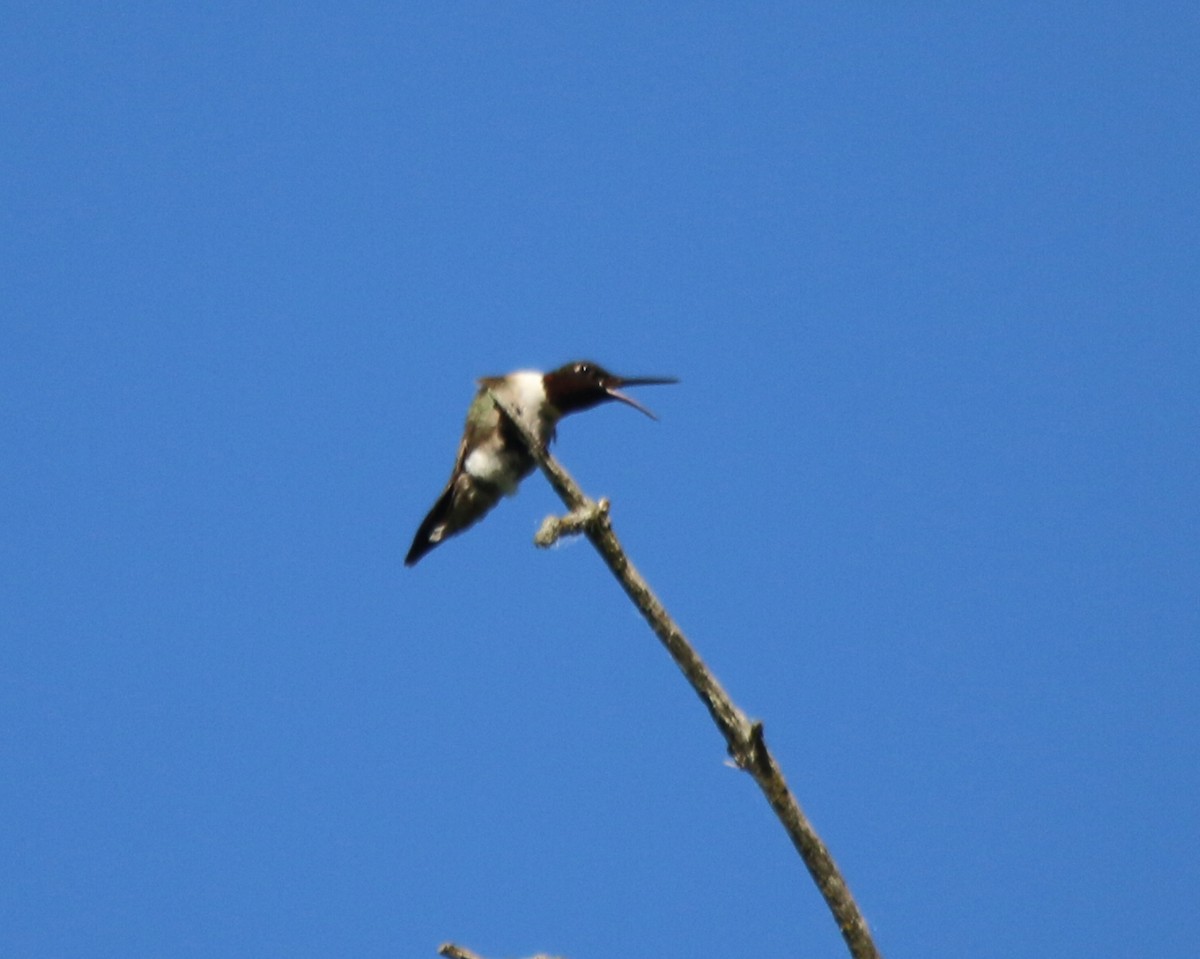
405 476 507 566
405 485 455 566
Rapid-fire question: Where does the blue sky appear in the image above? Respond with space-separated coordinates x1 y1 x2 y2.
3 4 1197 957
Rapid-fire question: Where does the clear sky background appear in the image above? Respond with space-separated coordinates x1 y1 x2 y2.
3 4 1197 958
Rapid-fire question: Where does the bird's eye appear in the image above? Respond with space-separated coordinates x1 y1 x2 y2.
576 363 591 374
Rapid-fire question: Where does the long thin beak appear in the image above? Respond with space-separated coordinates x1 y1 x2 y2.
605 375 678 420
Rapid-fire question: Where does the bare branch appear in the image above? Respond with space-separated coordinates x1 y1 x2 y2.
485 389 882 959
439 947 563 959
438 945 485 959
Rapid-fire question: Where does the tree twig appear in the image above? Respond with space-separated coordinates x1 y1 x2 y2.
439 946 562 959
438 945 485 959
484 388 882 959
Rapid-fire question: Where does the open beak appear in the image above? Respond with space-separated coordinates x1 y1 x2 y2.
603 375 679 420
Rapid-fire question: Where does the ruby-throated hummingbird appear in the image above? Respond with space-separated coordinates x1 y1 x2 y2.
405 361 676 566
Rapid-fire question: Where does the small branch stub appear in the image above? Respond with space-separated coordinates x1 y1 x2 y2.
534 498 610 548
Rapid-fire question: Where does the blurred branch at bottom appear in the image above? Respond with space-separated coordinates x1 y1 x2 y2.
439 945 562 959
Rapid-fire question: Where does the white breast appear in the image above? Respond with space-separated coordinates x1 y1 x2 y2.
507 371 549 436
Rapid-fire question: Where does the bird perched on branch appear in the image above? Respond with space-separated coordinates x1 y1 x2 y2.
405 361 676 566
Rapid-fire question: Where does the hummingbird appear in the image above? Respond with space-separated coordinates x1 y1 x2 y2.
405 361 677 566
